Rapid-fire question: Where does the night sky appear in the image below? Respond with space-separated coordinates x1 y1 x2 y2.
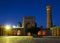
0 0 60 27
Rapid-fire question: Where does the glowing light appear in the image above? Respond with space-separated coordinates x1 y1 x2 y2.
17 30 21 36
42 30 46 36
5 25 11 30
13 25 16 28
37 31 41 36
27 32 31 36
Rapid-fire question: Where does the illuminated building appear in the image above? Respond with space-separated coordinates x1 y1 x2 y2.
12 28 24 36
51 26 60 36
0 5 60 37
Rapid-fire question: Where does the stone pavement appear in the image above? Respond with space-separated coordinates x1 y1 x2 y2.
0 36 60 43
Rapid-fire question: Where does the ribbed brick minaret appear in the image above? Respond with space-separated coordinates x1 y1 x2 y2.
46 5 52 28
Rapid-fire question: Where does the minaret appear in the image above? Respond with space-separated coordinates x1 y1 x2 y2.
46 5 52 28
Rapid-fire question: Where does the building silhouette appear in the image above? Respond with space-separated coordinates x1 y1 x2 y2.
22 16 35 28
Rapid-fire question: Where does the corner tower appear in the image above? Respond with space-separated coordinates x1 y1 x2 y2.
46 5 53 28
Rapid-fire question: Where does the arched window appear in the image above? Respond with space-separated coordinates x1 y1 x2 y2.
12 29 17 36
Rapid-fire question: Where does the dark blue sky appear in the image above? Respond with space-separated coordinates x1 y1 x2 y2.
0 0 60 27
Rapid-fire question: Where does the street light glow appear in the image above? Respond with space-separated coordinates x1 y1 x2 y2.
5 25 11 30
13 25 16 28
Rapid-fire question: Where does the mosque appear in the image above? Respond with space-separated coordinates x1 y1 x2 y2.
0 5 60 36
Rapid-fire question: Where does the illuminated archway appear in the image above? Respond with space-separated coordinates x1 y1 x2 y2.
42 30 46 36
17 30 21 36
27 32 31 36
37 31 41 36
